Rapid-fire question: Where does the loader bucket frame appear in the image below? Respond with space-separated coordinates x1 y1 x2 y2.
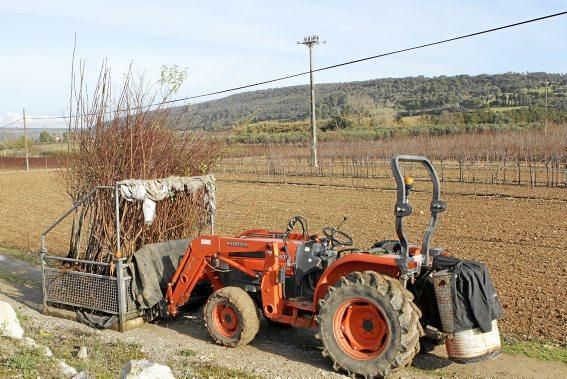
390 155 446 274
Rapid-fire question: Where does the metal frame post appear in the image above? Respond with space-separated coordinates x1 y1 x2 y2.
114 185 121 255
40 186 113 311
40 252 47 311
116 258 126 332
114 184 126 331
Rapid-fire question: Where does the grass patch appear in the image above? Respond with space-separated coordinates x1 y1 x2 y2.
171 350 259 379
0 245 38 265
0 337 57 379
31 327 146 378
6 348 43 372
15 309 31 328
503 337 567 364
178 348 196 357
193 363 259 379
0 269 39 288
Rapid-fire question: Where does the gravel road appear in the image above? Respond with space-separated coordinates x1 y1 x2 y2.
1 253 565 378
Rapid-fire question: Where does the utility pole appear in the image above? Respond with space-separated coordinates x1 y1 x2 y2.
22 109 29 172
298 35 323 167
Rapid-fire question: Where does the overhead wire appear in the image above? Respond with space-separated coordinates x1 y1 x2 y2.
0 118 23 129
15 10 567 121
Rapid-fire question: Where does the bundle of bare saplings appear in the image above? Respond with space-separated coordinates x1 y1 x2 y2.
63 64 221 272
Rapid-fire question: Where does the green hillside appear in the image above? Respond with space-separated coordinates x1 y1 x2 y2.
174 72 567 130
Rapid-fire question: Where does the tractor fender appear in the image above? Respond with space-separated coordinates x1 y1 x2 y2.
313 253 402 309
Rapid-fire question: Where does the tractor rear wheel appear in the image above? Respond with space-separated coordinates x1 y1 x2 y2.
317 271 422 378
204 287 260 347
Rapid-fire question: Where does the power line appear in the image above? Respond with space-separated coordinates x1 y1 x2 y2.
147 11 567 103
310 11 567 73
0 118 23 129
20 10 567 121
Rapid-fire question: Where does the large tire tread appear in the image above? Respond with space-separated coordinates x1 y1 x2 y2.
317 271 423 378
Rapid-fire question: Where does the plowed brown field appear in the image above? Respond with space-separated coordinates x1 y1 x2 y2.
1 170 565 342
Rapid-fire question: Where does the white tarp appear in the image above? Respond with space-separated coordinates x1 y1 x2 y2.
118 174 216 224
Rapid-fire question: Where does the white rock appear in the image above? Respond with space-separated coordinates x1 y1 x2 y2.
0 301 24 339
120 360 174 379
77 346 88 359
43 346 53 357
22 335 52 356
73 372 91 379
58 359 78 377
22 336 38 347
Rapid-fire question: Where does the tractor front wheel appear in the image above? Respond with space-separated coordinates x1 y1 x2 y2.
204 287 260 347
317 271 422 378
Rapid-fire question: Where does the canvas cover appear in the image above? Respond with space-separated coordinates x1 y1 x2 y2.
128 239 190 309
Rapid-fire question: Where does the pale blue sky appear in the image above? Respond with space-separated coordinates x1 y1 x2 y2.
0 1 566 128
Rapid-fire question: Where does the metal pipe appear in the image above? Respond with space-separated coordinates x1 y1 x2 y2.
40 252 47 311
40 235 46 254
43 267 118 280
390 155 446 273
39 186 114 254
217 255 259 278
115 185 121 255
40 187 98 238
116 258 126 332
42 254 111 267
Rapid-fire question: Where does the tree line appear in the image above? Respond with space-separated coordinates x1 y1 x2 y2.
171 72 567 130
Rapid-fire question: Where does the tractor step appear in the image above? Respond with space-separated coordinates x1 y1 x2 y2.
286 297 315 311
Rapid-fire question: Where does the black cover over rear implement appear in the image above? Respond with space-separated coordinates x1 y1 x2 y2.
433 255 503 333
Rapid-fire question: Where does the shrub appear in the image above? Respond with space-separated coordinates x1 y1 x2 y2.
64 64 222 264
322 115 353 131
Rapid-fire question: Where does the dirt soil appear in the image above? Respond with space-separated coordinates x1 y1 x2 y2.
0 170 566 341
212 175 567 342
1 264 565 379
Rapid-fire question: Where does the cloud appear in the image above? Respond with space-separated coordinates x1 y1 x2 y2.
0 112 22 125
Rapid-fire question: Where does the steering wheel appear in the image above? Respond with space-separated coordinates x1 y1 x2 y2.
322 227 353 247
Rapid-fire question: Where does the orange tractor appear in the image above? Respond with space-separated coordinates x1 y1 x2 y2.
161 155 498 377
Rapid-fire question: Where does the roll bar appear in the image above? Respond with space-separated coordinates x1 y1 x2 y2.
390 155 446 273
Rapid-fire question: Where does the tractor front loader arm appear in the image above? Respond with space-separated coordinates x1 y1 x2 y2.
166 236 265 316
166 237 216 316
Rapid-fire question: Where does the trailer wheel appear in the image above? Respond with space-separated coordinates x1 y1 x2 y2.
204 287 260 347
317 271 423 378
